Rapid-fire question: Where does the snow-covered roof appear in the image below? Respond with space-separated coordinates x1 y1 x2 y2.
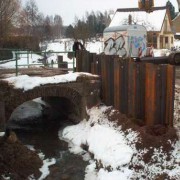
104 24 146 33
109 7 167 31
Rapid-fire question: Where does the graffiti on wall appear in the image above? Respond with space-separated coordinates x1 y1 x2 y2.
104 35 146 57
104 35 127 57
130 36 146 57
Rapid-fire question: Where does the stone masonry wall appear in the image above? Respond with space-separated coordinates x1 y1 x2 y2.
0 74 101 131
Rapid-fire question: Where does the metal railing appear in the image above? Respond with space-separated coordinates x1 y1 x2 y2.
15 51 75 76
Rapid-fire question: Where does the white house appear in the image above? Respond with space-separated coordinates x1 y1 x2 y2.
108 6 174 49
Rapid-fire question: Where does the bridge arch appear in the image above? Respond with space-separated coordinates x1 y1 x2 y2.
5 84 88 125
0 74 101 131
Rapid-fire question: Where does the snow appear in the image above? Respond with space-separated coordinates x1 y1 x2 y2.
0 39 180 179
0 41 75 69
0 39 105 70
60 106 136 179
87 125 133 168
59 105 180 180
174 85 180 138
44 41 73 67
38 158 56 180
153 49 171 57
33 98 50 107
0 53 43 69
85 165 133 180
2 72 96 91
62 121 133 169
46 42 65 52
109 9 166 31
174 39 180 49
0 132 5 137
85 41 104 54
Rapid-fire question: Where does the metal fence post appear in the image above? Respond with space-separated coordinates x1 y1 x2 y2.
73 51 75 72
27 51 29 68
15 52 18 76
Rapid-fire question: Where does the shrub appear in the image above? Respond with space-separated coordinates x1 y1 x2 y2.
0 49 13 61
0 36 40 51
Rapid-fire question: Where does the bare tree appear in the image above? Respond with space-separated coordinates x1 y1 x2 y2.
23 0 40 36
43 15 53 41
74 17 89 45
53 15 63 39
0 0 20 42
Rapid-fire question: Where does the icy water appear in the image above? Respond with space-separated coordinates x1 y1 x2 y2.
15 118 88 180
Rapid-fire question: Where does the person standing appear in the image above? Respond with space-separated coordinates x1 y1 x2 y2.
72 40 85 57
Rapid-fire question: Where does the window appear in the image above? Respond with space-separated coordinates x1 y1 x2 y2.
165 37 168 44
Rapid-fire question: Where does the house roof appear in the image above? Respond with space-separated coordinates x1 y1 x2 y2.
172 12 180 21
172 13 180 33
104 24 146 33
109 6 167 31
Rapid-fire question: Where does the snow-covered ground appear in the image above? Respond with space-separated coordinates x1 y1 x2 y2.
0 53 43 69
85 41 104 54
59 105 180 180
153 49 171 57
0 41 72 69
3 72 93 91
2 70 180 180
174 39 180 51
174 85 180 138
0 40 104 70
42 40 104 67
0 39 180 179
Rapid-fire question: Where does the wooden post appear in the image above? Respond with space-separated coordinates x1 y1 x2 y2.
0 101 5 131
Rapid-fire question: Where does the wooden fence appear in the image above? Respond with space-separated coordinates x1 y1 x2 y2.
76 51 175 126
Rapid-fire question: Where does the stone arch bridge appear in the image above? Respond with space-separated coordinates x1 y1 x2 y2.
0 74 101 131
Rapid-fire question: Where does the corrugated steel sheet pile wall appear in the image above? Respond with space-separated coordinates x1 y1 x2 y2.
76 51 175 126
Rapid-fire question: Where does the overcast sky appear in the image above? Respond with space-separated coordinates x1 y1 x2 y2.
22 0 179 25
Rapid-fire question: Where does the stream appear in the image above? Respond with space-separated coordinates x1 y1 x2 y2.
8 101 88 180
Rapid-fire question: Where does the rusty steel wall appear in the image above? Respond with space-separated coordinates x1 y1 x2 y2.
76 51 175 126
0 101 5 131
128 60 145 120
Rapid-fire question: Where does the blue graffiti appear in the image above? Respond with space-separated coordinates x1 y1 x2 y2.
131 36 146 51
